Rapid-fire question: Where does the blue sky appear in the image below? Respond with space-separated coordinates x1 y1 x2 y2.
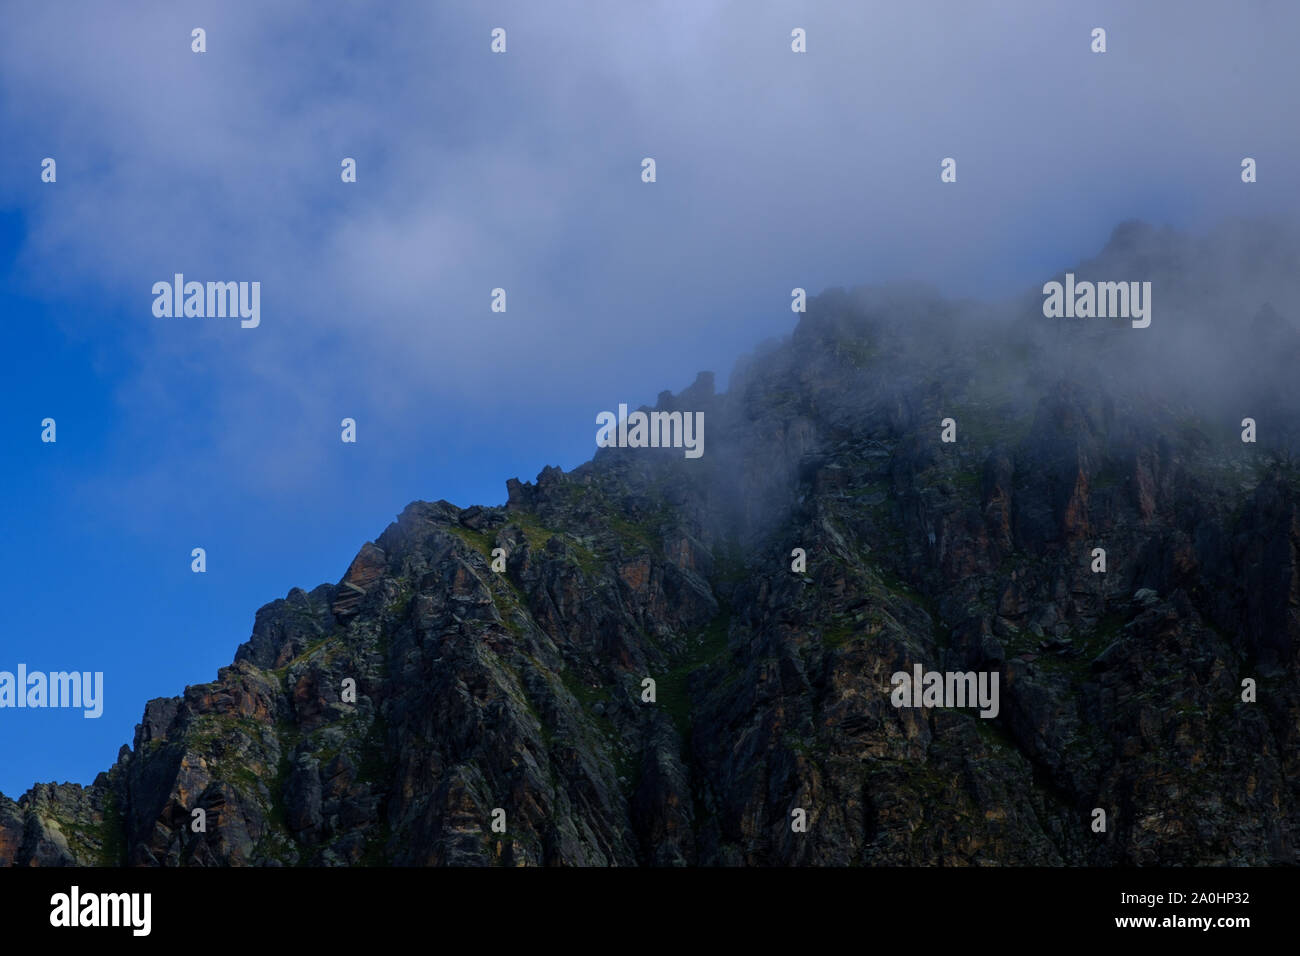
1 0 1297 797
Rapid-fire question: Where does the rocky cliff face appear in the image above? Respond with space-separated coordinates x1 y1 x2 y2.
4 220 1299 866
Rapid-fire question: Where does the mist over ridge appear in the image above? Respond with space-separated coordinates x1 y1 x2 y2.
5 214 1299 866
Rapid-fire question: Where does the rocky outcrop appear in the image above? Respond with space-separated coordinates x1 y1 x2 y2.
3 221 1298 866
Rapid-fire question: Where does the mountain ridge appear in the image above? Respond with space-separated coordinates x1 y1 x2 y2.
4 219 1299 866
